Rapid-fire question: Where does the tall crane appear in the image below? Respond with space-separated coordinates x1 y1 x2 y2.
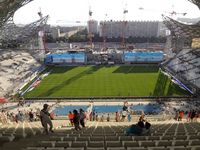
101 14 108 51
122 2 128 48
37 8 47 52
88 6 93 49
138 7 187 17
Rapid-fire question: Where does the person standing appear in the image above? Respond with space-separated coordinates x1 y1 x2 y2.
29 110 34 122
40 104 53 134
95 113 99 121
92 110 96 121
115 111 120 122
79 109 85 128
107 114 110 122
128 112 131 122
101 114 104 122
68 111 74 126
73 109 81 130
187 110 191 122
123 101 128 111
191 110 196 122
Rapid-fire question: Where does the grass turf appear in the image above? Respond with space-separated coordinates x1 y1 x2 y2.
24 66 189 98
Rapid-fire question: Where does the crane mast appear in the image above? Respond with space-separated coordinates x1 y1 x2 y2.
122 2 128 48
88 6 93 49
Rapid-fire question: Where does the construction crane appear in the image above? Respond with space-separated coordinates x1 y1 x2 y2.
56 20 86 24
138 7 187 17
38 8 43 19
122 1 128 48
88 5 93 49
37 8 47 52
101 13 108 51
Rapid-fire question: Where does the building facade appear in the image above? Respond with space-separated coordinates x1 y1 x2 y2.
99 21 167 38
87 20 98 34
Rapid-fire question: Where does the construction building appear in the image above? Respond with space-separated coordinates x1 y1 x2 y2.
99 21 167 38
87 20 98 35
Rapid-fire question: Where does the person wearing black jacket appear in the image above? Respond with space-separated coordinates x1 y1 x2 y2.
79 109 85 128
73 109 81 130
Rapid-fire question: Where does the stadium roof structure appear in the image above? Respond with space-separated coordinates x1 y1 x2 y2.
0 15 49 48
163 0 200 39
0 0 33 28
163 15 200 38
188 0 200 9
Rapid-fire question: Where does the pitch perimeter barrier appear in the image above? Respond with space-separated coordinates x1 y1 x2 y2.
25 96 193 102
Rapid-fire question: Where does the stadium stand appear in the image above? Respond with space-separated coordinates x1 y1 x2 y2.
0 0 199 149
163 48 200 95
0 100 199 150
1 120 200 150
161 0 200 96
0 120 66 149
0 50 42 97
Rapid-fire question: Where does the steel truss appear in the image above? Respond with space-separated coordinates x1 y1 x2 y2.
188 0 200 9
162 0 200 52
0 15 49 48
0 0 33 28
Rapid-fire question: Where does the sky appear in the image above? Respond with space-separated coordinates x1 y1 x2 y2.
13 0 200 26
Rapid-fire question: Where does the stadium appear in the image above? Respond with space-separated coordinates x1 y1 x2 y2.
0 0 200 150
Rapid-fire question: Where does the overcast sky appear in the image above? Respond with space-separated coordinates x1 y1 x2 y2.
14 0 200 26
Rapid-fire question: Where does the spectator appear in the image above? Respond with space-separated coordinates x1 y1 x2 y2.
89 112 92 121
115 111 120 122
179 111 184 121
95 113 99 121
143 120 151 134
73 109 81 130
194 110 199 122
187 110 191 122
175 111 179 121
40 104 54 134
92 110 96 121
191 110 196 122
15 113 18 123
79 108 85 128
121 110 127 122
123 101 128 111
137 115 145 128
127 112 131 122
100 115 104 122
10 112 15 123
107 114 110 122
126 114 151 136
68 111 74 126
16 111 24 122
29 110 34 122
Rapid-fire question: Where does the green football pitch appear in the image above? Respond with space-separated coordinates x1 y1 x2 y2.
24 66 189 98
